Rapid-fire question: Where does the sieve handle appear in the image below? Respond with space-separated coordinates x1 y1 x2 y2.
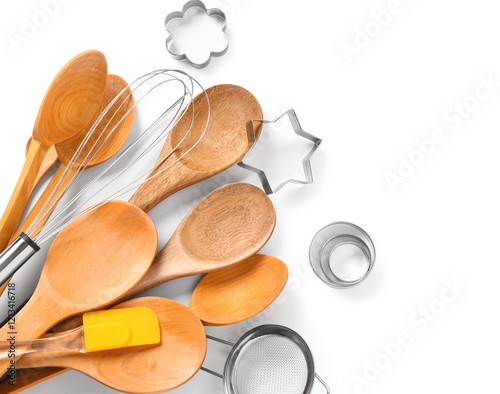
316 373 330 393
200 335 235 380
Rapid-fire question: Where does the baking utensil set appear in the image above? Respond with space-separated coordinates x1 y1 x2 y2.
0 47 334 394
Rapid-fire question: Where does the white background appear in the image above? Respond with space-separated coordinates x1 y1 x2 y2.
0 0 499 393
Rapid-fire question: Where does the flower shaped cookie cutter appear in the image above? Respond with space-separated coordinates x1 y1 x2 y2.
165 0 229 69
238 109 322 195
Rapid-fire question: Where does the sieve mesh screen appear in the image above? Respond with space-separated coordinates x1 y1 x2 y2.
231 334 309 394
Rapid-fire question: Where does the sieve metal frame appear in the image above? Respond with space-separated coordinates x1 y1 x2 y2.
202 324 330 394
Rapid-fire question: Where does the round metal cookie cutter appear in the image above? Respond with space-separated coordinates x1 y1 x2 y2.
309 222 376 289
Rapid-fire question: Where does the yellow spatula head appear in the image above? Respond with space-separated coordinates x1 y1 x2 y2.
83 307 161 353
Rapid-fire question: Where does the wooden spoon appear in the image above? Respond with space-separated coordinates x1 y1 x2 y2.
6 256 286 393
12 74 135 240
0 75 134 297
11 297 206 394
26 138 58 190
123 182 275 302
129 84 263 212
0 200 157 374
190 254 288 326
0 50 108 252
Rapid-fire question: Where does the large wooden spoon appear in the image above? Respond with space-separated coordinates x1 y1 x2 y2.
124 182 275 302
0 50 108 251
129 84 263 212
13 74 134 241
9 297 206 394
0 200 157 374
6 256 287 393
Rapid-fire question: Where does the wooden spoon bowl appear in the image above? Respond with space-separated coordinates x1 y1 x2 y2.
33 50 108 145
129 84 263 213
15 297 206 394
125 182 276 301
0 200 158 373
54 74 134 168
190 254 288 326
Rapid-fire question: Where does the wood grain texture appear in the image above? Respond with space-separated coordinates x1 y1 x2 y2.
190 254 288 326
128 84 263 213
12 298 206 394
26 138 58 190
12 74 134 241
51 182 275 333
0 201 157 375
125 182 275 300
0 50 108 253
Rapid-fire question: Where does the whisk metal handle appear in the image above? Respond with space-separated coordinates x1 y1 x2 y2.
0 233 39 287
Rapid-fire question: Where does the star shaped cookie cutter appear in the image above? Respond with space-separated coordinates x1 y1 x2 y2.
238 109 322 195
165 0 229 69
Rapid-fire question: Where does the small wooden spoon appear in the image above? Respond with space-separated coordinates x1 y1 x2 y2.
190 254 288 326
12 297 206 394
0 50 108 251
13 74 135 240
8 257 286 393
0 200 157 374
26 137 58 190
129 84 263 213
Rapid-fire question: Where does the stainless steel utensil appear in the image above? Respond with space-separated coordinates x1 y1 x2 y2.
202 325 330 394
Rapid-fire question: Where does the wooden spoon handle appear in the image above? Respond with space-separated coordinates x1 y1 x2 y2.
0 165 77 296
0 140 48 252
0 368 65 393
128 159 193 213
11 164 77 241
26 137 58 191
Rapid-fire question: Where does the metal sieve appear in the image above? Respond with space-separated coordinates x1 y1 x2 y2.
202 325 330 394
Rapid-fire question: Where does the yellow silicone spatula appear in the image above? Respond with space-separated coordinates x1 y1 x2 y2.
0 307 160 359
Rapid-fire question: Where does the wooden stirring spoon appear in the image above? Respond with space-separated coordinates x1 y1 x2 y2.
190 254 288 326
10 297 206 394
0 50 108 251
123 182 276 302
129 84 263 212
0 200 157 374
7 257 286 393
